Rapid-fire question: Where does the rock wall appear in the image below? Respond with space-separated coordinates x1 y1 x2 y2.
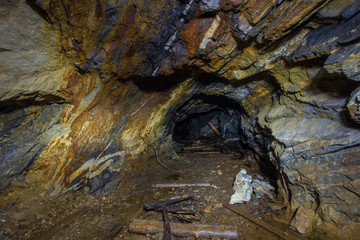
1 0 360 237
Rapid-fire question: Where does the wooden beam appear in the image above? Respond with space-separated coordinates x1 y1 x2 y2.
207 122 221 137
102 224 124 240
144 197 193 211
162 208 172 240
224 203 300 240
129 219 238 239
152 183 211 188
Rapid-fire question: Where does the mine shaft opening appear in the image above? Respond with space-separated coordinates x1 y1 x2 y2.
170 93 279 195
173 109 224 145
172 94 243 151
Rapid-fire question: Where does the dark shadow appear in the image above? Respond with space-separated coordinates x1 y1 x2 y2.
286 55 328 69
26 0 53 24
196 72 229 86
171 92 279 188
132 69 190 92
0 94 66 114
173 109 221 144
307 68 359 97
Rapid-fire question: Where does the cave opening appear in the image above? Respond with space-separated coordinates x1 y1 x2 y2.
169 92 279 198
172 107 240 148
171 94 243 152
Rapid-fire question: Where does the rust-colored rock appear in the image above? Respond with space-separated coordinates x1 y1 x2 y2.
1 1 360 238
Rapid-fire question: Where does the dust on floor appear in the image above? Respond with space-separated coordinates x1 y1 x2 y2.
0 148 322 239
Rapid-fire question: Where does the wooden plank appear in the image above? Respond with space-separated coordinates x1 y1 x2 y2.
144 197 193 211
35 208 88 240
194 151 220 154
162 208 172 240
147 207 196 215
102 224 125 240
223 203 300 240
207 122 221 137
129 219 238 239
152 183 211 188
183 145 215 151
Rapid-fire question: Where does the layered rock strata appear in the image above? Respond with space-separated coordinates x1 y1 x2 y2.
1 0 360 237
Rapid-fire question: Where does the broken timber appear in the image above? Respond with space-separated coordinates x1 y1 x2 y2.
102 224 125 240
129 219 238 239
224 203 300 240
162 208 172 240
183 145 216 151
144 197 193 211
149 207 196 215
207 122 221 137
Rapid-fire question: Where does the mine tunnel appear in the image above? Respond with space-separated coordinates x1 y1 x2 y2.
1 0 360 239
170 92 279 189
172 94 242 149
172 109 224 145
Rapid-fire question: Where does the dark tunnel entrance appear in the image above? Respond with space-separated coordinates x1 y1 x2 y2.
170 93 279 193
171 94 243 153
173 109 223 144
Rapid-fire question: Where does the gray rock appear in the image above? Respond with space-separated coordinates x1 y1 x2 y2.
294 12 360 59
325 43 360 81
251 179 275 199
0 103 65 180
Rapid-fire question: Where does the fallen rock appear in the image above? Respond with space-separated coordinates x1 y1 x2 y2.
251 179 275 200
202 205 213 214
153 192 161 200
289 207 317 235
214 203 223 209
229 169 252 204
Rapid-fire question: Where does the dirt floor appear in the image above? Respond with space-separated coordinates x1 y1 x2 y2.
0 145 332 239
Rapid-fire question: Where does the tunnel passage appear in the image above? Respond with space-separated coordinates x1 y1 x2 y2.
169 93 279 193
173 109 224 144
172 94 242 152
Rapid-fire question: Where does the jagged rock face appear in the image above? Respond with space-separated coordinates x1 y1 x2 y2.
1 0 360 236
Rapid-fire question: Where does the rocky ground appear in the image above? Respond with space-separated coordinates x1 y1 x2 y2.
1 147 351 240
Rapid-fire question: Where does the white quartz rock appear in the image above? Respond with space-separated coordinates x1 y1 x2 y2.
229 169 253 204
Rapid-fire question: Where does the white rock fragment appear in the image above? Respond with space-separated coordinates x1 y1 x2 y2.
229 169 275 204
229 169 252 204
